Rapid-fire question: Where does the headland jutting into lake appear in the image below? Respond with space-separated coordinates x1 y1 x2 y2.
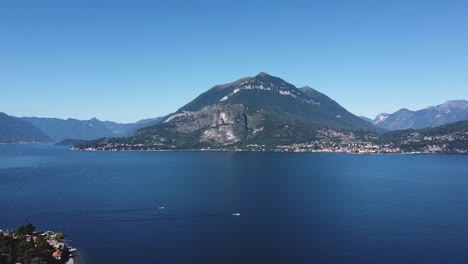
0 224 76 264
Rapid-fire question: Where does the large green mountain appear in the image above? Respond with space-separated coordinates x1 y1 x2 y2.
0 113 51 143
77 73 379 150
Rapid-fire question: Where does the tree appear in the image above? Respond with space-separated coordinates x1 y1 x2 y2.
16 225 25 235
0 224 56 264
55 231 64 240
28 237 35 255
24 223 35 235
24 248 36 263
34 237 49 253
16 240 33 260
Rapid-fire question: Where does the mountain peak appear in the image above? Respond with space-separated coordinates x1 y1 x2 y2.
252 72 284 82
396 108 411 113
251 72 289 86
256 72 271 77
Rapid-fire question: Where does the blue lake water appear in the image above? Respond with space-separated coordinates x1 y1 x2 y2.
1 144 468 263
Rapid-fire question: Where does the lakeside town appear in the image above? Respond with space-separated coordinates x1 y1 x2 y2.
251 129 468 154
73 128 468 154
0 224 76 264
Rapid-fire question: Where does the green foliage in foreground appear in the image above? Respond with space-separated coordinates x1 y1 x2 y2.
0 223 64 264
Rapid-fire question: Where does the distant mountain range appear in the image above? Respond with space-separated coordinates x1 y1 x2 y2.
20 116 163 142
78 72 380 150
0 113 51 143
21 117 122 142
0 114 163 143
369 100 468 130
2 73 468 153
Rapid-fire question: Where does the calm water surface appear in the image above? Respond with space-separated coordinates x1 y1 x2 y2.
1 144 468 263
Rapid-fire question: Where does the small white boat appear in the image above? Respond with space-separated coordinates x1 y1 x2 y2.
68 248 77 252
157 206 165 210
232 213 240 216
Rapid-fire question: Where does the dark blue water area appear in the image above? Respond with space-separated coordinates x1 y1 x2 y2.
1 144 468 263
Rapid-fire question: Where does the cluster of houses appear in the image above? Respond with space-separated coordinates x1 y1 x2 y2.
0 229 76 264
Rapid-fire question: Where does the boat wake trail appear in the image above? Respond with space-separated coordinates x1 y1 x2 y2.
82 212 234 223
32 205 241 224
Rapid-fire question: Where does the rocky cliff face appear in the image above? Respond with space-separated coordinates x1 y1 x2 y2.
136 104 253 146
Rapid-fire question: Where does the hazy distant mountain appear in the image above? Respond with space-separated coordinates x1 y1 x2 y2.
78 72 379 150
373 100 468 130
101 118 163 136
359 116 374 123
21 117 121 142
20 116 164 142
101 121 135 136
0 113 51 143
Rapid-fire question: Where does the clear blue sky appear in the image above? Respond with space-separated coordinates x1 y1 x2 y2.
1 0 467 123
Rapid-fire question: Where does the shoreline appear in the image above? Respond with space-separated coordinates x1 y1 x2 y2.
70 147 467 155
